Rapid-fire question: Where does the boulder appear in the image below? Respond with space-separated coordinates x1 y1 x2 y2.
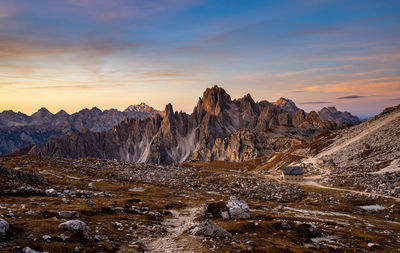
226 196 250 219
45 188 60 197
280 220 291 229
191 220 232 238
58 211 80 219
0 218 9 238
58 220 90 239
22 247 40 253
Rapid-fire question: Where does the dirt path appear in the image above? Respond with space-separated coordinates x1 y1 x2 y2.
371 158 400 174
267 174 400 202
302 176 400 202
145 207 200 252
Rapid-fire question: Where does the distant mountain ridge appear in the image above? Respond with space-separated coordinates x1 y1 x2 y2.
274 98 361 127
124 102 162 114
28 86 361 164
0 103 162 155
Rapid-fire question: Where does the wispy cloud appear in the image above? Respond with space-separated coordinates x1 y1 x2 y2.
298 101 331 104
0 1 15 18
293 26 341 36
23 84 126 90
275 65 352 78
337 95 366 99
65 0 196 22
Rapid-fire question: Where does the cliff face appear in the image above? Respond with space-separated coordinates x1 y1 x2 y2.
29 86 359 164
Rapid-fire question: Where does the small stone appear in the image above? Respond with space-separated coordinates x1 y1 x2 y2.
23 247 40 253
0 218 9 238
280 220 291 229
58 233 69 241
42 235 51 241
45 188 60 197
112 222 123 229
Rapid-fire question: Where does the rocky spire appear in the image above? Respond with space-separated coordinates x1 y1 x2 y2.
199 85 232 116
161 103 176 136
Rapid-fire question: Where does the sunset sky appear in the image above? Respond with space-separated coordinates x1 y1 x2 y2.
1 0 399 118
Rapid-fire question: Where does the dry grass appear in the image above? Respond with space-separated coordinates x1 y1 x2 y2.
1 155 400 252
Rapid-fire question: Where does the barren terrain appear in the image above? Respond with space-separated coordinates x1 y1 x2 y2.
1 155 399 252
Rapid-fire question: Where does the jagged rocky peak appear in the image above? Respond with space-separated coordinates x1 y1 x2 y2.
124 102 161 114
236 93 259 116
55 109 69 117
90 107 102 114
198 85 232 115
274 97 299 115
323 106 338 113
26 85 365 165
32 107 53 118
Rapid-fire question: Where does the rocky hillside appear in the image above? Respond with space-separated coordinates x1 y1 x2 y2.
29 86 359 165
0 104 161 155
303 104 400 172
300 104 400 196
262 103 400 199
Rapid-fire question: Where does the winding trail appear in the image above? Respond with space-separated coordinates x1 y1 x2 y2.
146 207 200 252
267 175 400 202
301 176 400 202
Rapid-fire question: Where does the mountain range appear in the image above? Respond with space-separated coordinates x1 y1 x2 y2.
26 86 361 164
0 103 161 155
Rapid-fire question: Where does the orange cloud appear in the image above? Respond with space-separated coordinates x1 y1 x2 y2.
293 76 400 95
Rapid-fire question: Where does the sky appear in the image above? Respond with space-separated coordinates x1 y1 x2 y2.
0 0 399 118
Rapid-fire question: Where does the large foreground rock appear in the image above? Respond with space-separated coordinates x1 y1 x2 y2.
191 220 232 238
0 218 9 238
202 196 251 220
226 196 250 219
58 220 90 239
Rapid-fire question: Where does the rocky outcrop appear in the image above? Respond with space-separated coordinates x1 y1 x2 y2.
191 220 232 238
29 86 359 165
